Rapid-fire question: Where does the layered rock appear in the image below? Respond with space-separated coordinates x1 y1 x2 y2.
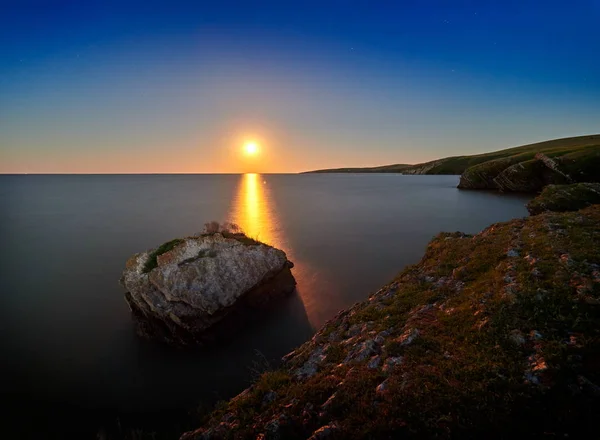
458 147 600 192
527 183 600 215
183 206 600 439
120 232 296 345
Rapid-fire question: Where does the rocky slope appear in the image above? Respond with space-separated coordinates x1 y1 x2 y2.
183 206 600 439
527 183 600 215
120 227 296 346
458 147 600 192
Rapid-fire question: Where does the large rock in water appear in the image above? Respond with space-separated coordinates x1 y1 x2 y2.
120 232 296 345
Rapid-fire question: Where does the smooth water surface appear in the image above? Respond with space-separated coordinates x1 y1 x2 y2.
0 174 531 434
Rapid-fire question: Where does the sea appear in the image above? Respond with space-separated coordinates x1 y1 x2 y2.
0 174 531 438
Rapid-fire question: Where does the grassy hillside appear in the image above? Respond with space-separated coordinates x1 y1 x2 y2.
303 134 600 176
182 205 600 439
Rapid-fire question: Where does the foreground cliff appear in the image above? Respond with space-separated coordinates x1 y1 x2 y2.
183 206 600 439
120 225 295 346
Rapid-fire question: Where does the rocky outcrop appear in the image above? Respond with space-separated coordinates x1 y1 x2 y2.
183 206 600 439
120 230 296 346
527 183 600 215
458 148 600 192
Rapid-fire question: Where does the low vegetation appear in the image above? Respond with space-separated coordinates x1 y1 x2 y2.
183 206 600 439
141 223 262 274
527 183 600 215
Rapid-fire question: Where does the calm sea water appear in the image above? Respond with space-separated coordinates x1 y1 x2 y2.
0 174 530 437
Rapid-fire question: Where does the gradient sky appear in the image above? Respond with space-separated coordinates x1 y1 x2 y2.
1 0 599 173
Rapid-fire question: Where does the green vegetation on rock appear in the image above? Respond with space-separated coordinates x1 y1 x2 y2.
182 206 600 439
141 224 264 275
527 183 600 215
142 238 184 273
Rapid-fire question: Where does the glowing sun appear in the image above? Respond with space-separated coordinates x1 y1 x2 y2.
244 141 259 156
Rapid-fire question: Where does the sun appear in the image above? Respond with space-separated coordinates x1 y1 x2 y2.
244 141 259 156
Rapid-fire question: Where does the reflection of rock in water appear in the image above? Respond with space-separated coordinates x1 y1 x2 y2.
121 231 296 346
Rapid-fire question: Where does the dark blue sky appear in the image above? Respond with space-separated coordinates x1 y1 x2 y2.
2 0 599 172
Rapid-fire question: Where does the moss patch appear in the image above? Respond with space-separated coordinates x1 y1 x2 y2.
142 238 184 273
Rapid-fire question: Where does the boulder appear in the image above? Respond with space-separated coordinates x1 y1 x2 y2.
120 231 296 345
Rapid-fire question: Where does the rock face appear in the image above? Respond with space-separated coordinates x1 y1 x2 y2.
527 183 600 215
183 206 600 439
458 147 600 192
120 232 296 345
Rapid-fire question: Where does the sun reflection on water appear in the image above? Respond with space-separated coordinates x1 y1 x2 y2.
230 173 280 248
229 173 341 328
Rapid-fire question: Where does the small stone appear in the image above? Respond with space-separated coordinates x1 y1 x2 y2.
529 330 543 340
397 328 419 346
344 339 378 363
509 329 526 345
307 422 340 440
264 414 288 439
347 323 364 338
262 391 277 405
327 331 341 342
294 346 326 380
367 355 381 369
524 372 540 385
382 356 403 374
506 249 519 258
376 379 389 394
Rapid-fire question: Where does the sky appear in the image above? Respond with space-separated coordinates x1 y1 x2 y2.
1 0 599 173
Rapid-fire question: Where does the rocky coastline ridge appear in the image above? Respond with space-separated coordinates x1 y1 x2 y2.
182 197 600 439
303 134 600 194
120 223 296 346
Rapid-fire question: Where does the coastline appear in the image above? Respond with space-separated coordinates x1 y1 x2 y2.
183 201 600 439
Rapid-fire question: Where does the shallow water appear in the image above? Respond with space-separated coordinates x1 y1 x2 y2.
0 174 530 435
